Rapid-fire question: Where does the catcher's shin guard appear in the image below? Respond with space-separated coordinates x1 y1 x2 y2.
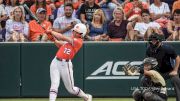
132 89 143 101
142 90 167 101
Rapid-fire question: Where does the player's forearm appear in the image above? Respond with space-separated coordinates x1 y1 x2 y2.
50 30 72 43
50 31 64 40
53 28 65 33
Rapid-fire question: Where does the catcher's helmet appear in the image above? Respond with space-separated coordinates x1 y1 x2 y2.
143 57 158 68
73 23 87 38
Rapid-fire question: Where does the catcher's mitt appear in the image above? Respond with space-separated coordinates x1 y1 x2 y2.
122 63 140 76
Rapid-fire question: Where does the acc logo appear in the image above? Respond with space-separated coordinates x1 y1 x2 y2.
86 61 142 80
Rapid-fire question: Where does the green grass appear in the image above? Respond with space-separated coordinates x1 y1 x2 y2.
0 98 176 101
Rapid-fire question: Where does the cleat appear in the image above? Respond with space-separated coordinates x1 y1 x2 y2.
85 94 92 101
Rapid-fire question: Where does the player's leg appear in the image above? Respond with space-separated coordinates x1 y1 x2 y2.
132 88 143 101
61 62 91 101
49 58 61 101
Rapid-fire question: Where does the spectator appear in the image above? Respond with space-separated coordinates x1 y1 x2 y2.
79 0 100 24
0 0 7 41
161 0 175 11
172 0 180 14
123 0 146 21
167 9 180 41
140 0 150 7
108 6 128 41
46 0 56 11
55 0 82 10
5 0 19 18
149 0 171 28
56 0 76 18
5 6 29 42
53 3 81 37
29 8 53 41
98 0 121 10
129 9 162 41
54 0 64 8
30 0 52 21
53 0 83 20
19 0 35 22
98 0 123 22
85 9 108 41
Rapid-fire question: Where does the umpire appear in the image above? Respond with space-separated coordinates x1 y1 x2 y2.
146 33 180 101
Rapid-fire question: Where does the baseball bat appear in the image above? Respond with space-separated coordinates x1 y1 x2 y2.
23 4 40 24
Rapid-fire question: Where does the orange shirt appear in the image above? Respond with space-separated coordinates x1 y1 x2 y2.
56 38 83 60
29 20 53 41
124 2 147 19
172 1 180 13
30 4 52 16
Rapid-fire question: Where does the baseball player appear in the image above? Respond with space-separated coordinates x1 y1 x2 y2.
48 23 92 101
123 57 167 101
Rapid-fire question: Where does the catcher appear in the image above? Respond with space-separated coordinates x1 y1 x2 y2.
123 57 167 101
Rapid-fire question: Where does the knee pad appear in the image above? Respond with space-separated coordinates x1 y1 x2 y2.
132 89 143 101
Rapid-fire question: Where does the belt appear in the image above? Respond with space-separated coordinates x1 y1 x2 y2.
56 57 70 62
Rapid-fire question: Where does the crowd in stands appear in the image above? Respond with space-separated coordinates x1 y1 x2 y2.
0 0 179 42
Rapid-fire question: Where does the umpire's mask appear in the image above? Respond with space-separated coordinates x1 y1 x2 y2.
148 33 162 50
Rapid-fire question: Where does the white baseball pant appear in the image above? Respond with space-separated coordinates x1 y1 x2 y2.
49 57 88 101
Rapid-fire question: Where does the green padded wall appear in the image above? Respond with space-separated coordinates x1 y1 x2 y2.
83 42 146 97
0 43 20 97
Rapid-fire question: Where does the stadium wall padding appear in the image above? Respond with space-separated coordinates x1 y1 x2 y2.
0 43 20 97
0 42 178 97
